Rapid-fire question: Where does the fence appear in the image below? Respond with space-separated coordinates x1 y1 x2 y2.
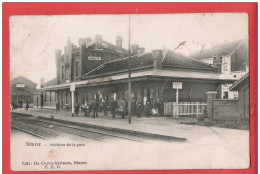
164 102 207 118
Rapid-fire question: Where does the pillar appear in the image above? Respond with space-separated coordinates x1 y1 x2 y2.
206 91 218 119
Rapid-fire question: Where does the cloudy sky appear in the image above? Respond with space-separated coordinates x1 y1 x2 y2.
10 13 248 86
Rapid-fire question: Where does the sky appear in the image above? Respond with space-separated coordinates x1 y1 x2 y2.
10 13 248 86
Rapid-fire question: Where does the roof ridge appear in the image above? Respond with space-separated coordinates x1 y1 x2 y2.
11 75 37 85
168 49 214 68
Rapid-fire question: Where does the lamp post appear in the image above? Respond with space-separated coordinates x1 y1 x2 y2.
128 15 132 124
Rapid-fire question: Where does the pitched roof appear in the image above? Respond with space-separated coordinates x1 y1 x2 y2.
11 76 37 85
163 50 215 69
85 50 216 77
229 72 249 91
190 39 247 60
85 52 154 77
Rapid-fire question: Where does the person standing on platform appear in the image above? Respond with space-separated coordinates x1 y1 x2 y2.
124 98 128 116
56 102 60 112
110 98 118 119
136 99 142 118
75 102 80 116
102 99 107 116
131 98 136 116
154 98 160 116
93 100 99 118
118 98 126 119
146 101 152 118
25 100 29 110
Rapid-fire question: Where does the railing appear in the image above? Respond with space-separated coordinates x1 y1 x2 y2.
164 102 207 118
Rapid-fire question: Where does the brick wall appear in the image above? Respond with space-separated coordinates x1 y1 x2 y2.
212 99 239 119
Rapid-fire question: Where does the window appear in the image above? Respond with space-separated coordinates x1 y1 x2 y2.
223 92 228 99
65 65 69 80
62 66 65 80
76 61 80 78
50 92 52 103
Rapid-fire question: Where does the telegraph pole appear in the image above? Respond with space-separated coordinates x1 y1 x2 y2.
128 15 132 124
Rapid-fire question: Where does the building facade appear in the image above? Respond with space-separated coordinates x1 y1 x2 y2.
11 76 37 108
230 73 249 118
34 35 237 115
190 39 249 99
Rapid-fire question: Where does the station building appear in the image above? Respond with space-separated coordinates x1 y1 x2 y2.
11 76 37 108
34 35 237 114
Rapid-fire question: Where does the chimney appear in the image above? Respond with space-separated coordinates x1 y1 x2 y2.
78 37 92 47
116 36 123 50
78 38 86 48
152 49 163 69
40 78 45 88
95 34 102 49
213 56 222 73
131 44 139 55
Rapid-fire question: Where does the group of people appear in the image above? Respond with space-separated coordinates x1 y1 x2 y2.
11 100 29 110
55 97 164 118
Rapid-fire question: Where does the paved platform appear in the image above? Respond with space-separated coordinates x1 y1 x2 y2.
11 108 249 143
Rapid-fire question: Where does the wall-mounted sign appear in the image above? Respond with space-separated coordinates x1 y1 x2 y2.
172 82 182 89
88 56 101 61
16 84 25 88
70 83 75 92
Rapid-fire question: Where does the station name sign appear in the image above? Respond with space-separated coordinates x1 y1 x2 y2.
16 84 25 88
88 56 101 61
70 83 75 92
172 82 182 89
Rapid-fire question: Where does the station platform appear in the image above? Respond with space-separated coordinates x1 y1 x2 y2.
11 108 249 144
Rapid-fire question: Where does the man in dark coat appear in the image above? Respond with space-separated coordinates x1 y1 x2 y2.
25 100 29 110
110 98 118 119
74 102 80 116
93 100 99 118
136 99 142 118
146 101 152 118
101 99 107 116
56 102 60 112
130 98 136 116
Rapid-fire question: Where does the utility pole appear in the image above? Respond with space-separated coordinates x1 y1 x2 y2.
128 15 132 124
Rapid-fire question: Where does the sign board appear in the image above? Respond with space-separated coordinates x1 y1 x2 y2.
173 82 182 89
70 83 75 91
88 56 101 61
16 84 25 88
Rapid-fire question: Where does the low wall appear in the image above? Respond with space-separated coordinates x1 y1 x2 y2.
212 99 239 119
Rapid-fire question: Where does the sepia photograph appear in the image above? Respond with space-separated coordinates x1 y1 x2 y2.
9 12 250 171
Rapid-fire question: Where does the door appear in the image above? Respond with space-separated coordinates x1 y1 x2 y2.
18 101 23 108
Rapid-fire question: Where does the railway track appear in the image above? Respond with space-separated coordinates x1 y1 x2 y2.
11 114 146 143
